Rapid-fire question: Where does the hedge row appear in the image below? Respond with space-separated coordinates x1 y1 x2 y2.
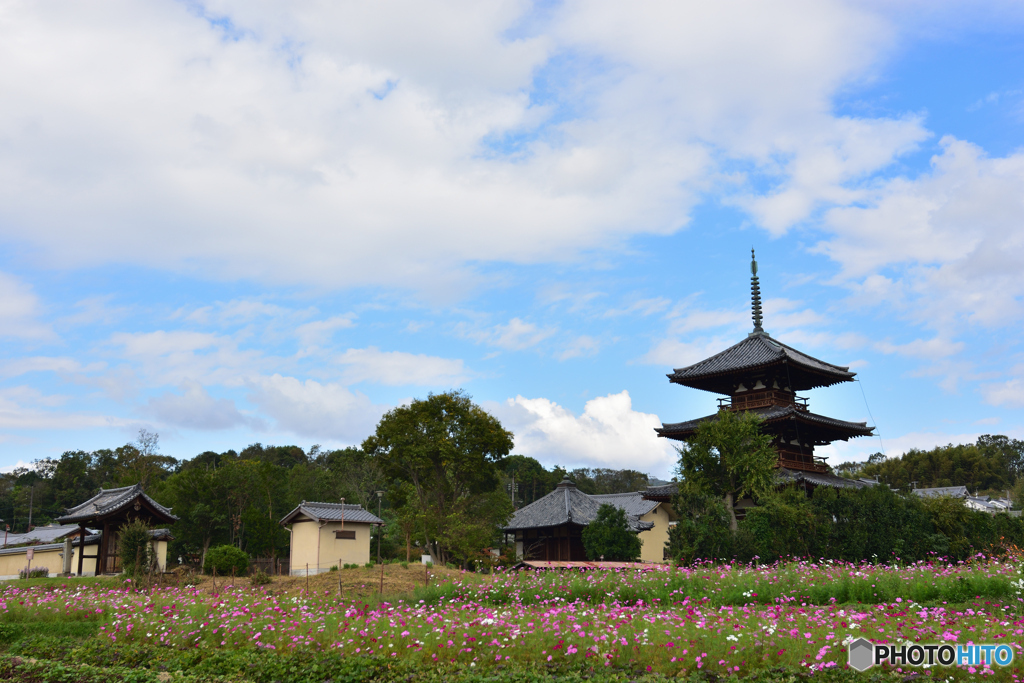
670 482 1024 564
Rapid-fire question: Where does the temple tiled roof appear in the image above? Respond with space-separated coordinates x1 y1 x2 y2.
56 484 177 524
640 483 678 502
279 502 383 526
0 524 96 547
667 333 855 395
911 486 969 499
775 467 874 490
503 480 655 532
658 404 873 442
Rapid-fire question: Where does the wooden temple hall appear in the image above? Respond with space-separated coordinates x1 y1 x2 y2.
656 250 874 482
56 484 178 576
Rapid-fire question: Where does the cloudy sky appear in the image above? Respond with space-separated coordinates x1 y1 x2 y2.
1 0 1023 477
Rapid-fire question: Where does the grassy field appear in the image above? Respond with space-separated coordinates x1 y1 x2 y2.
0 559 1020 682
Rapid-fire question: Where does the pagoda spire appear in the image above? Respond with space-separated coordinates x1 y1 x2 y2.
750 248 764 334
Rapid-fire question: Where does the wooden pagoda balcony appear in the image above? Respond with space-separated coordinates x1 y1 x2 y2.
775 447 828 473
718 390 809 412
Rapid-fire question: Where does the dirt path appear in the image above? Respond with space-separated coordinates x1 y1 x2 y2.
157 563 481 600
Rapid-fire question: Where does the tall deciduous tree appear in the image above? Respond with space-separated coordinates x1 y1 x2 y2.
363 390 514 565
676 409 776 531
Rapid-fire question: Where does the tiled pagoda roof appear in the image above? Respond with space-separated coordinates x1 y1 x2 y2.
657 404 873 443
667 332 855 395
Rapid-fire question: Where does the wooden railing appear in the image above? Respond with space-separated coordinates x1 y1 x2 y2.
776 448 828 473
718 390 808 412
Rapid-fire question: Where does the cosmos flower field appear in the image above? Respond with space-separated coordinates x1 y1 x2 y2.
1 559 1023 682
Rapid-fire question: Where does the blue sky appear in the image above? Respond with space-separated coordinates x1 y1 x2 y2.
1 0 1023 478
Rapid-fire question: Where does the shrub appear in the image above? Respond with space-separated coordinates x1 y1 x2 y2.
203 545 249 575
329 565 338 572
364 561 374 569
249 568 272 586
18 566 49 579
668 487 735 564
400 561 409 569
117 520 153 577
582 504 642 561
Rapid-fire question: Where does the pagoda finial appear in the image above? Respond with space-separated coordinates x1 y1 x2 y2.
750 248 764 334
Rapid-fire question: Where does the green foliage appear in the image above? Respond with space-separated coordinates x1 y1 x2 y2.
203 545 249 576
566 468 651 496
675 409 777 530
117 519 153 577
581 503 642 561
17 567 49 579
496 455 565 508
836 434 1023 493
672 479 1024 564
364 562 374 568
667 486 734 563
363 390 514 566
249 568 272 586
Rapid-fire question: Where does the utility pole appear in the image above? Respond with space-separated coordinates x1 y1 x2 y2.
375 491 384 564
506 471 518 510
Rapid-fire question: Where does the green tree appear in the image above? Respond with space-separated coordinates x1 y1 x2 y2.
568 468 651 495
675 410 776 531
203 544 249 575
117 519 153 577
159 465 226 568
582 504 641 561
362 390 514 565
839 436 1020 494
666 485 734 563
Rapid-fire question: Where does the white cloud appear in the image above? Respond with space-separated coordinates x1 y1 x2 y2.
0 389 131 430
0 356 101 378
603 297 671 318
0 1 934 295
182 299 293 326
107 330 265 387
874 336 965 360
821 137 1024 331
639 336 734 368
296 315 356 348
558 335 599 361
247 374 387 441
0 272 53 340
982 377 1024 409
460 318 556 351
491 391 677 475
147 380 261 431
335 347 470 386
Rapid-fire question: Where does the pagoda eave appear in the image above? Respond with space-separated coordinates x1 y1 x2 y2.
668 364 854 396
657 405 873 444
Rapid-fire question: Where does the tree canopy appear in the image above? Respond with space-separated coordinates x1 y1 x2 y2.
675 409 777 530
362 390 515 565
581 504 642 561
834 435 1024 494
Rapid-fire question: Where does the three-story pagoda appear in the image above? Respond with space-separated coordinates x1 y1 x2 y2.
656 251 873 475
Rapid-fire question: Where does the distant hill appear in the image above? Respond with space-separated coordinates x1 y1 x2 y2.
835 435 1023 499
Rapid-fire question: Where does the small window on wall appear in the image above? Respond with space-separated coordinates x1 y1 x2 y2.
335 530 356 540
